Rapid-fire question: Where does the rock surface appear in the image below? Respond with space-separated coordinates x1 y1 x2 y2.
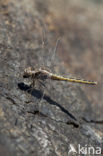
0 0 103 155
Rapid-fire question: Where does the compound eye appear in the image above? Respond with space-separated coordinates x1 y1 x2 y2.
23 67 32 78
23 72 30 78
23 73 30 78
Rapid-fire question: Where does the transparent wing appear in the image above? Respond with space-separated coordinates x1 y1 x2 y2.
39 26 61 71
45 37 61 73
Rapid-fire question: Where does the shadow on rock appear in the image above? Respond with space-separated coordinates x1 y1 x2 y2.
18 82 77 122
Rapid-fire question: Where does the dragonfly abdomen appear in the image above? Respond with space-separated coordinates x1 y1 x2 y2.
51 74 97 85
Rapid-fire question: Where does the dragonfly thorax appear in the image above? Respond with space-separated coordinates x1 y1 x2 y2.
23 67 52 80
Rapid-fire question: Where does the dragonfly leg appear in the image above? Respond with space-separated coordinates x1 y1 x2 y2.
25 78 36 103
39 90 45 108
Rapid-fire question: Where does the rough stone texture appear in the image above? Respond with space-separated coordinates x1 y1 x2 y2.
0 0 103 156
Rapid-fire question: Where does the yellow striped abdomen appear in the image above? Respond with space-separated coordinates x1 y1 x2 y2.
51 74 97 85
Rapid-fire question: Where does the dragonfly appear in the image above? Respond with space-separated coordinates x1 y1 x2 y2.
23 36 97 87
23 30 97 103
23 66 97 86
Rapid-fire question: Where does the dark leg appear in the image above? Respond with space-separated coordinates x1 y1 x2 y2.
25 78 36 103
37 80 46 113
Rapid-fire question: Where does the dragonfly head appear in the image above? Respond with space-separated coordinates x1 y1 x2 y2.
23 67 32 78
